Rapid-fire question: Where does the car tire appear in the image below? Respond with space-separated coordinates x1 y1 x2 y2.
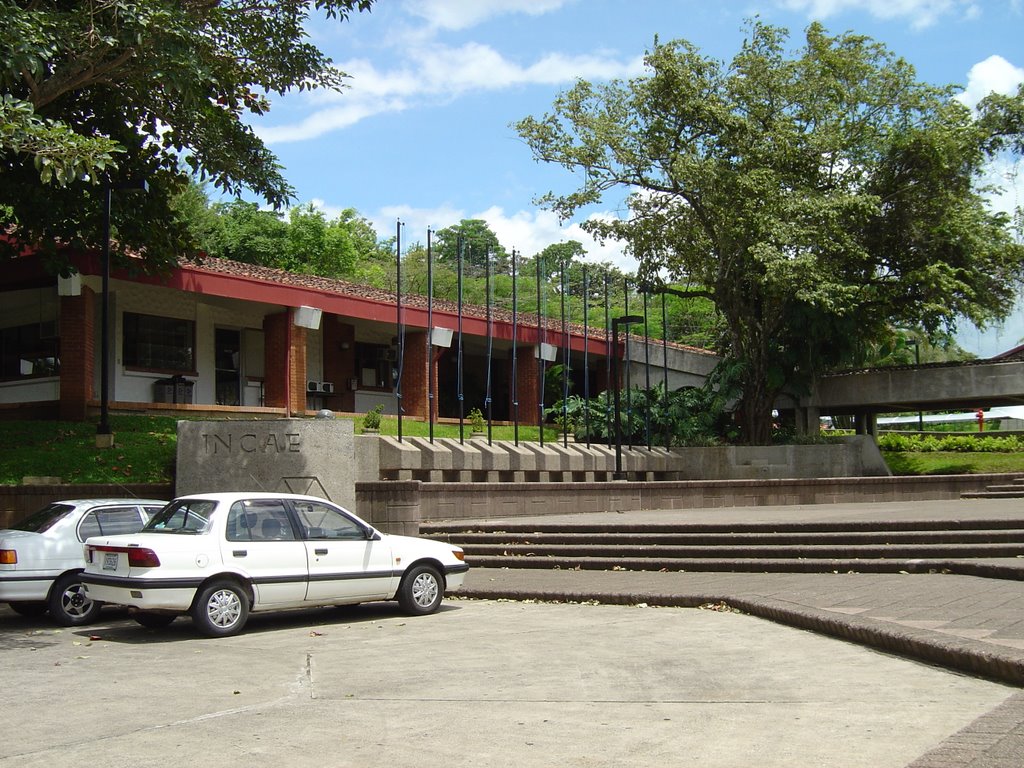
48 572 102 626
9 601 48 618
398 564 444 615
191 581 249 637
133 612 177 629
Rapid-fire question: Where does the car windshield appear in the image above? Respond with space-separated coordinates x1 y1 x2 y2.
11 503 76 533
143 500 216 534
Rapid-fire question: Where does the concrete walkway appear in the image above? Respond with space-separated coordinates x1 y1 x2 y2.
455 498 1024 768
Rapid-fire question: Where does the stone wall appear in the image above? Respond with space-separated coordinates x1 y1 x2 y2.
355 474 1004 535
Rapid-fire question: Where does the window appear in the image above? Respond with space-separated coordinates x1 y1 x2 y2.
77 507 146 541
227 499 297 542
143 500 214 534
292 500 367 540
0 321 59 381
123 313 195 373
354 342 395 390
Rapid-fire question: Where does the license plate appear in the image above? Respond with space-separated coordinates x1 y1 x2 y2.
103 552 119 571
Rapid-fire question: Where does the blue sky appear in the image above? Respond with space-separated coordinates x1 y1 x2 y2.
248 0 1024 357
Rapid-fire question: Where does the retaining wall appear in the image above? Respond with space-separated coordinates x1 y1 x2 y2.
355 473 1002 535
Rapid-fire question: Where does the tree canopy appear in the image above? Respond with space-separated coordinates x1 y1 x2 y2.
516 20 1024 443
0 0 373 270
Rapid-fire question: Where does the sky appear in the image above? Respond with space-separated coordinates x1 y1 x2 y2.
247 0 1024 357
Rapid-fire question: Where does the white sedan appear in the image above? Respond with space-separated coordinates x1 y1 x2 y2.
0 498 167 625
81 492 468 637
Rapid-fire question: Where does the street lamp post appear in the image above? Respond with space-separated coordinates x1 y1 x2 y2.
97 179 147 448
612 315 643 479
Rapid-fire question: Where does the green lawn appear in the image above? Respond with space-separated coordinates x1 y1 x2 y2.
0 415 559 485
1 416 1021 485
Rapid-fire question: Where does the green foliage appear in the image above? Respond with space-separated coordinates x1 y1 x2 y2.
516 20 1024 444
361 404 384 432
1 0 375 271
878 433 1024 453
0 416 178 485
468 408 486 433
433 219 508 271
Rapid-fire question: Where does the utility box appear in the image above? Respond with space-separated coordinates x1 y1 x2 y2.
154 376 194 404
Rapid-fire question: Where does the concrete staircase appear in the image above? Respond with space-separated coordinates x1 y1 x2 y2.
962 475 1024 499
421 518 1024 577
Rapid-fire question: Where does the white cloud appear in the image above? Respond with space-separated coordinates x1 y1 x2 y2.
258 43 643 144
956 54 1024 108
403 0 573 31
361 204 636 273
776 0 980 28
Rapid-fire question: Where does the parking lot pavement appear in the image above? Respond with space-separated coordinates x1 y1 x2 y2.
0 600 1016 768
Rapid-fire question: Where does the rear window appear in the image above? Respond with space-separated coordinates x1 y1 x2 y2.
12 503 75 533
143 500 216 534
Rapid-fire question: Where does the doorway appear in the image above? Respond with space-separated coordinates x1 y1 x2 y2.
215 328 241 406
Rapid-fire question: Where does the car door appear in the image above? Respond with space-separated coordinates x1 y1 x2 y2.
290 500 394 603
222 499 309 608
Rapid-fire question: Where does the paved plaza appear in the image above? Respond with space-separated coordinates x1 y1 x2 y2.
1 497 1022 767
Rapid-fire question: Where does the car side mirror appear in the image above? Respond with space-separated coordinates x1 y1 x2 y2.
365 528 381 541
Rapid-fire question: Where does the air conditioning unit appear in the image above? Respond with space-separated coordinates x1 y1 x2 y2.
307 381 321 393
320 381 335 394
382 347 398 362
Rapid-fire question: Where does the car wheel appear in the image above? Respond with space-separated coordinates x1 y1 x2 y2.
9 601 48 618
48 573 102 626
191 582 249 637
398 564 444 615
133 612 177 629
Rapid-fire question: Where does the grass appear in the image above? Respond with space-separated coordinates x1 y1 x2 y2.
1 416 1022 485
881 450 1024 476
0 414 561 485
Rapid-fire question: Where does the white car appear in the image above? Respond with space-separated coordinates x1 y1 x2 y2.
0 499 167 625
81 492 469 637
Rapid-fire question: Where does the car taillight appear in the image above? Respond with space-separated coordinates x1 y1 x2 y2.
91 545 161 568
0 549 16 565
127 548 161 568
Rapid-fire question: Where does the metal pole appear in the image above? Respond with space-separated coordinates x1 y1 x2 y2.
643 289 651 450
613 319 623 478
457 235 465 444
624 279 632 449
583 266 590 447
512 249 519 446
560 259 568 447
427 228 434 443
662 291 670 450
537 251 545 447
485 246 493 445
604 273 612 445
98 182 112 440
395 219 403 442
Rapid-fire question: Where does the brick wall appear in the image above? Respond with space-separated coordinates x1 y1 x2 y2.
59 287 95 421
514 350 541 427
401 331 431 420
263 311 308 415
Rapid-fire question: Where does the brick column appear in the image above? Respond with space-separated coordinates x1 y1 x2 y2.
401 331 431 420
59 287 95 421
263 311 308 415
513 348 542 427
323 318 356 413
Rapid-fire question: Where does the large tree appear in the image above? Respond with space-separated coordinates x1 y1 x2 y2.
0 0 373 270
517 21 1024 444
433 219 509 272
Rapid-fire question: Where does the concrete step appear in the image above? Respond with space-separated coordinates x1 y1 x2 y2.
461 555 1024 577
426 516 1024 577
962 490 1024 499
444 529 1024 546
459 542 1024 560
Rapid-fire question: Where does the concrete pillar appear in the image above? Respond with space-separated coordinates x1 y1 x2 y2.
59 287 96 421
